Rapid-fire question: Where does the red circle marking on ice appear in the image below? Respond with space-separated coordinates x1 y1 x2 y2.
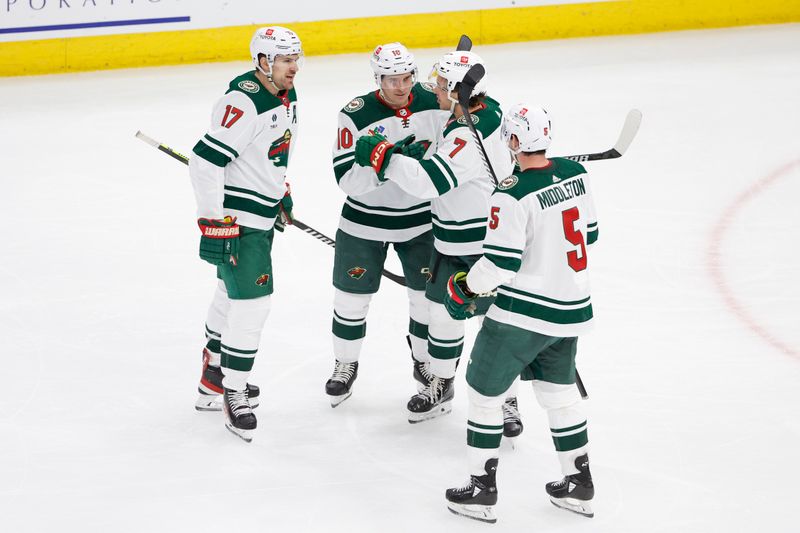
707 159 800 359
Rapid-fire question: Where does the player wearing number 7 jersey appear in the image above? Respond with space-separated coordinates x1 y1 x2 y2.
443 104 598 523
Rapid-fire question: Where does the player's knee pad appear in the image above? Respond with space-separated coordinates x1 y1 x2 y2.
407 288 429 324
333 289 372 319
225 295 272 339
532 380 581 411
428 302 465 340
467 385 505 425
206 280 230 332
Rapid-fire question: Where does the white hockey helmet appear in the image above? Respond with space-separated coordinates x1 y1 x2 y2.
501 104 552 154
370 42 417 86
431 51 487 97
250 26 303 75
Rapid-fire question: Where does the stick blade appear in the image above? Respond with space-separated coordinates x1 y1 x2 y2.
613 109 642 156
456 34 472 51
458 64 485 106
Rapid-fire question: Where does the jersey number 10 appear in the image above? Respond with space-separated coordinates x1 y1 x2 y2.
562 207 587 272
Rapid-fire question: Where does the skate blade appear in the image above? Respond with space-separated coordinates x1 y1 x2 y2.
505 436 518 450
446 502 497 524
328 390 352 408
225 422 254 443
195 395 260 411
408 402 452 424
550 496 593 518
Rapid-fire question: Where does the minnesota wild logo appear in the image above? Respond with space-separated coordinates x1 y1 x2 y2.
347 266 367 280
268 129 292 167
255 273 270 286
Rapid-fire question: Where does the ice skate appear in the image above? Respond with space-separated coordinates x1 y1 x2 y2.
407 375 454 423
222 388 257 443
502 396 523 448
195 350 260 411
546 454 594 518
445 458 498 524
325 360 358 407
407 335 432 393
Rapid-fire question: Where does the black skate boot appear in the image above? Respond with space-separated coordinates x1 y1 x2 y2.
407 375 454 423
223 388 257 443
545 453 594 517
195 349 260 411
325 360 358 407
445 458 499 523
407 335 432 393
502 397 523 440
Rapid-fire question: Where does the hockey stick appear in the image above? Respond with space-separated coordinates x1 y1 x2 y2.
561 109 642 162
134 131 408 286
456 65 590 399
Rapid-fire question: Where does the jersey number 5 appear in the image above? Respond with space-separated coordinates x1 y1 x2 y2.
221 105 244 128
561 207 587 272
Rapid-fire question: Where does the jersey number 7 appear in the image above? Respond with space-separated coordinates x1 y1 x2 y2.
562 206 587 272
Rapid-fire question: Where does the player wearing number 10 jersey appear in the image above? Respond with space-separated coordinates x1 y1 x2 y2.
325 43 450 408
443 104 598 523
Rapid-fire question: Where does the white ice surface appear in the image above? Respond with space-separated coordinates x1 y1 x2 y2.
1 24 799 533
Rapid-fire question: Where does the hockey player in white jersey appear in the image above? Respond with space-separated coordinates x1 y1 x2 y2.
354 51 519 423
325 43 449 407
189 27 302 442
443 105 598 523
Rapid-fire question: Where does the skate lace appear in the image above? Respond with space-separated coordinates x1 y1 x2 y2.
331 361 356 383
416 360 433 381
227 389 252 414
502 397 520 423
422 376 446 402
454 477 475 494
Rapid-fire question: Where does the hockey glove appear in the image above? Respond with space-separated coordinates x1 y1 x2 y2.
396 135 431 161
445 271 477 320
275 182 294 232
198 216 239 266
355 132 395 181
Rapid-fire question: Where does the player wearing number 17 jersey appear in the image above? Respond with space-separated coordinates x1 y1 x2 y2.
188 27 301 442
443 105 598 523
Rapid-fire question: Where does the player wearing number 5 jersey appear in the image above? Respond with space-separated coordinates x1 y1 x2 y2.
354 51 516 423
325 43 449 408
443 105 598 523
188 26 302 442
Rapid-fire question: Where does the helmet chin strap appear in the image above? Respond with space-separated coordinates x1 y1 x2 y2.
257 61 283 92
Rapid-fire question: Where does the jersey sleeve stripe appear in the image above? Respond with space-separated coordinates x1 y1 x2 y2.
431 154 458 188
203 134 239 159
224 185 280 205
587 228 599 245
419 158 454 195
333 151 355 163
223 194 280 219
483 244 523 257
192 140 231 167
485 253 522 273
334 159 356 182
432 213 487 228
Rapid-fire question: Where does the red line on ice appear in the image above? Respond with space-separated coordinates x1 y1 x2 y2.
707 159 800 359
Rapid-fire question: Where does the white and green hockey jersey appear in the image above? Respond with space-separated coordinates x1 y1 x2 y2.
385 96 515 256
332 83 449 242
189 71 298 231
466 158 599 337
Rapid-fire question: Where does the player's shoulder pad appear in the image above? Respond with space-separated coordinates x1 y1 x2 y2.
550 157 588 178
340 90 393 131
493 170 554 201
409 82 440 112
225 71 277 114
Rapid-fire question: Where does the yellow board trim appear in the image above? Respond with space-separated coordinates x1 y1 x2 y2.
1 0 799 76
